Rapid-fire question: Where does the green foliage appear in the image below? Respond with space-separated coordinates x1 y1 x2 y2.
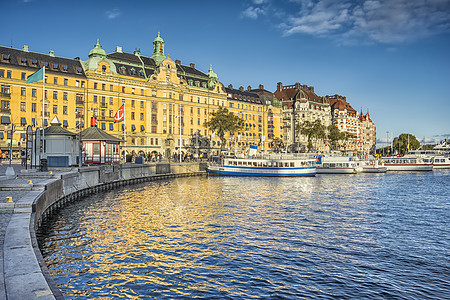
297 119 326 151
391 133 421 155
327 125 348 150
204 107 244 150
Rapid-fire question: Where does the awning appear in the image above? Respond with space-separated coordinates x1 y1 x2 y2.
21 117 27 125
141 125 145 131
63 120 68 127
131 124 136 131
1 116 11 124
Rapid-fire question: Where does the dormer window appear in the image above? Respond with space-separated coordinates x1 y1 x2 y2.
2 55 10 62
102 65 106 72
131 68 136 75
20 58 27 65
76 67 82 73
31 59 38 66
52 63 58 70
62 65 68 72
139 70 144 77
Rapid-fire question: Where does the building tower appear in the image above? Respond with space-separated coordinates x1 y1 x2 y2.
151 32 166 66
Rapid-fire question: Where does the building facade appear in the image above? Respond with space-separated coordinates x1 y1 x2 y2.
274 82 331 152
224 85 282 151
0 33 284 158
358 110 376 154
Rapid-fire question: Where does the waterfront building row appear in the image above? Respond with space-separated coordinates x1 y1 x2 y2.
0 32 374 156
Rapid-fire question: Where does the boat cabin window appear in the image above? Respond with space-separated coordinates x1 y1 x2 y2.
290 162 294 167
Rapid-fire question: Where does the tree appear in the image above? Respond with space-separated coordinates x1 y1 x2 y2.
327 124 347 150
392 133 421 155
204 107 244 150
297 119 326 151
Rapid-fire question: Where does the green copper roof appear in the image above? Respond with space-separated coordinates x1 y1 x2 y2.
89 39 106 57
154 32 164 43
207 65 218 79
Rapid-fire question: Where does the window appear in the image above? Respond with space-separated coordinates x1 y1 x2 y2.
1 100 10 111
122 87 125 93
131 112 135 120
31 60 38 66
52 63 58 70
7 71 11 78
0 70 3 77
152 90 156 96
1 85 10 94
131 100 135 107
21 87 26 96
109 97 113 105
76 67 82 74
53 105 57 114
102 65 106 72
110 85 113 91
53 77 57 85
53 91 58 99
179 94 183 101
132 88 135 94
109 123 114 130
94 82 97 89
75 80 79 87
140 113 144 121
93 95 97 103
20 102 26 112
32 89 37 97
140 101 144 108
81 81 85 88
109 110 113 118
151 126 157 133
32 103 37 112
20 58 27 65
102 83 105 90
63 92 67 100
21 72 26 80
76 94 83 103
141 89 144 95
64 78 68 86
62 65 68 72
63 106 67 115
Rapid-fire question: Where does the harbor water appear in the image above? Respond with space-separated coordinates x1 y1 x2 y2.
37 171 450 299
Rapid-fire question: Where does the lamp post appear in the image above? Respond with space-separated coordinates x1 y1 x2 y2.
386 131 389 156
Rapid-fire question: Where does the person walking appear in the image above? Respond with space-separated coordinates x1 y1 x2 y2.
21 150 26 166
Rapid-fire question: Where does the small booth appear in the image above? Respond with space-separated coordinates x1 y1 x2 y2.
81 121 122 164
43 116 79 167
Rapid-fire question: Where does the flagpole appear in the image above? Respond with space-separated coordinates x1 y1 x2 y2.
124 103 127 158
42 66 45 157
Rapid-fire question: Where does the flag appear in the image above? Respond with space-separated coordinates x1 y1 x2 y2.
114 105 125 123
26 67 44 84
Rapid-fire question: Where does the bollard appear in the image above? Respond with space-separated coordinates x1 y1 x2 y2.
6 197 13 203
49 171 53 175
28 180 33 184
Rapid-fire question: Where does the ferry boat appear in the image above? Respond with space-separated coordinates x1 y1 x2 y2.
207 156 316 177
356 159 387 173
316 156 358 174
423 155 450 169
382 156 433 171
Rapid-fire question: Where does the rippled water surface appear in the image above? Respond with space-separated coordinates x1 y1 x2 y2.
38 171 450 299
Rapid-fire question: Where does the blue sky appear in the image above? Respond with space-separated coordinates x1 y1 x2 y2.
2 0 450 145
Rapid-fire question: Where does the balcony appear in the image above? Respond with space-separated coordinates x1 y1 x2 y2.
76 100 84 105
101 102 108 108
0 92 11 99
98 116 113 121
44 112 50 117
0 108 11 113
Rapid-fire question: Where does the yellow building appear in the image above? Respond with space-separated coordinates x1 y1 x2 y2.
0 33 283 158
0 45 86 156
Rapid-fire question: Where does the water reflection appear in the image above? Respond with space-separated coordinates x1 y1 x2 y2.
38 172 450 299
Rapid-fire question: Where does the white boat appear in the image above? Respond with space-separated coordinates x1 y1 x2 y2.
356 159 387 173
316 156 358 174
207 156 316 177
407 149 450 169
382 156 433 171
424 155 450 169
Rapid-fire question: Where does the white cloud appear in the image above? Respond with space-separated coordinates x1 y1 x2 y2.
105 8 120 20
275 0 450 44
242 6 266 19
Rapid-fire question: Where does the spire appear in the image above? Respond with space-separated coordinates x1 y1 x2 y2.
207 64 218 89
151 32 166 66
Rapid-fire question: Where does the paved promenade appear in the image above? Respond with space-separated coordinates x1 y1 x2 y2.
0 161 70 300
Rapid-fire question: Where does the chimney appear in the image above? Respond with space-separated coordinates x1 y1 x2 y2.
115 46 123 53
247 85 252 91
190 63 195 68
22 45 29 52
228 84 233 89
49 50 55 57
277 82 283 91
295 82 301 89
175 59 181 64
239 86 244 92
259 84 264 90
133 48 141 56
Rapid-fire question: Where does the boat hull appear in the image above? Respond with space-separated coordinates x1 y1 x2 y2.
316 167 357 174
207 166 316 177
384 165 433 171
362 167 387 173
